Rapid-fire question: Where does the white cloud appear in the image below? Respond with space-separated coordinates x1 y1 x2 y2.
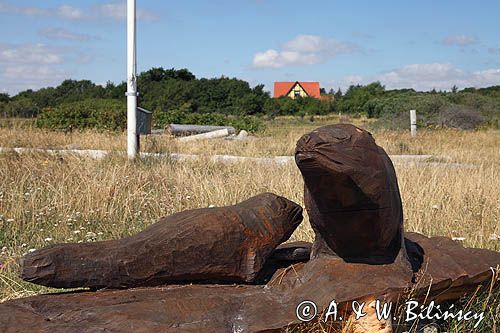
1 65 68 94
96 3 159 21
253 49 320 68
336 63 500 92
0 43 86 94
252 34 358 68
39 28 93 41
0 1 158 21
442 34 479 46
375 64 466 90
0 43 64 65
2 65 66 81
471 68 500 86
96 3 127 20
57 5 85 20
488 46 500 54
283 35 325 53
0 2 48 16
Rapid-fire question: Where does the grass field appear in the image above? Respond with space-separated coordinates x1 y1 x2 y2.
0 117 499 332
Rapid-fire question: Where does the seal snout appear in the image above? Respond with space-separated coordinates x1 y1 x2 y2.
294 151 314 164
294 151 325 174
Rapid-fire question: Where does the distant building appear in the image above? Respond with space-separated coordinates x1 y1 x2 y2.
273 81 321 99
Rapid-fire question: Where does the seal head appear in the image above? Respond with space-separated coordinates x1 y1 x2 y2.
295 124 405 264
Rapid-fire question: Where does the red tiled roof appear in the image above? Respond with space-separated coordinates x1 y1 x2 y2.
273 82 295 98
299 82 321 98
273 81 321 98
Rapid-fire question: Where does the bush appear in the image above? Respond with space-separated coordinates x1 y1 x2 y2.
36 99 126 131
152 109 264 132
263 96 333 117
35 98 264 133
456 92 500 128
1 99 40 118
437 105 484 130
362 94 449 119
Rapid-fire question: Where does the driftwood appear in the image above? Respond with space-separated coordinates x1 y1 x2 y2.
177 128 230 142
165 124 236 136
21 193 303 289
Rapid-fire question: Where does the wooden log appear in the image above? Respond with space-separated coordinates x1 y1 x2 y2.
165 124 236 136
21 193 303 289
177 129 229 142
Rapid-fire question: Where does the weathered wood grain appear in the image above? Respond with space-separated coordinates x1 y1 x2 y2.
21 192 303 289
2 234 499 333
295 124 406 264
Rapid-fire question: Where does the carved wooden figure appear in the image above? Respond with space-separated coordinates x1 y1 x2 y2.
295 124 405 264
21 192 303 289
1 124 499 333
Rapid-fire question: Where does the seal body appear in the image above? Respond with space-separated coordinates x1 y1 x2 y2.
295 124 405 264
21 193 303 288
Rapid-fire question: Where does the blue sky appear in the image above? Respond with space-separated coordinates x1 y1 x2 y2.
1 0 500 95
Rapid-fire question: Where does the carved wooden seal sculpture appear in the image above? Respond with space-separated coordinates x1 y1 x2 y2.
295 124 405 264
21 192 303 289
1 124 500 333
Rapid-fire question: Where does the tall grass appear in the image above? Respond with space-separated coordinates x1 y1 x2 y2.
0 119 498 331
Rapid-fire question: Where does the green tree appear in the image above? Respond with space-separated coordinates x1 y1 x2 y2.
0 93 9 103
337 82 385 115
334 88 343 100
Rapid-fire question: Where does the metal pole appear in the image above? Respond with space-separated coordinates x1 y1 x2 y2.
410 109 417 137
126 0 138 159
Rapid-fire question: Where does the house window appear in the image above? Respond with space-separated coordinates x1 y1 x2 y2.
294 90 301 97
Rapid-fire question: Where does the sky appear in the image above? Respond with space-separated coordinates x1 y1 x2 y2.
1 0 500 95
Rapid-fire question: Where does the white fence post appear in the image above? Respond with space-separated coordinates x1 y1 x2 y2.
410 109 417 137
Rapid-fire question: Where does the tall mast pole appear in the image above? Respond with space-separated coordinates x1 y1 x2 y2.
126 0 138 159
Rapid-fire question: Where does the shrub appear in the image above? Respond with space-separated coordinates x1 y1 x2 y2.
36 99 126 131
263 96 333 117
437 105 484 130
1 99 40 118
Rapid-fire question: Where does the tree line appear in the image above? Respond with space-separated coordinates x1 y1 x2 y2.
1 67 499 131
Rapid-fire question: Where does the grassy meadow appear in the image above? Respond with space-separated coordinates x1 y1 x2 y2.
0 116 499 332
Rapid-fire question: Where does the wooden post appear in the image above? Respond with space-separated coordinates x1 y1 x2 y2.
410 109 417 137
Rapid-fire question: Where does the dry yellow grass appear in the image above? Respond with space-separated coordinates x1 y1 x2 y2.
0 118 499 331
